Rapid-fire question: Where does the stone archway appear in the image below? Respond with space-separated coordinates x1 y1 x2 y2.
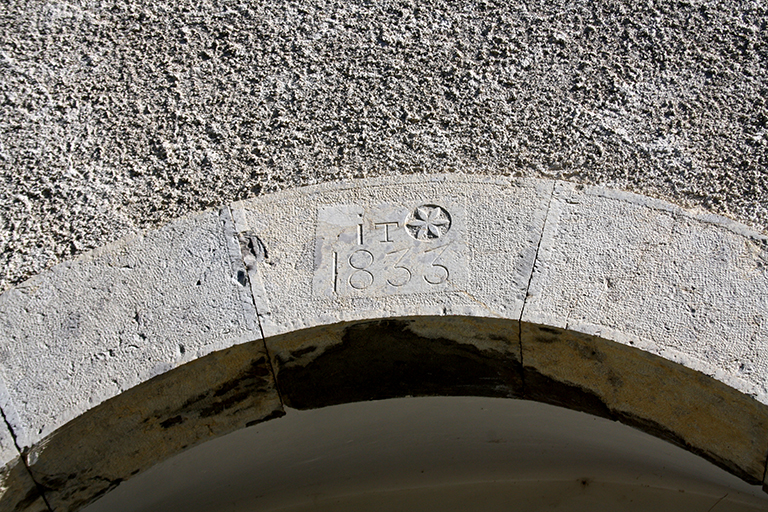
1 175 767 511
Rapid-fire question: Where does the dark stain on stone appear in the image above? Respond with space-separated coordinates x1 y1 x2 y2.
607 373 624 388
13 486 43 512
245 408 286 428
167 356 273 421
537 326 560 335
160 415 183 429
39 473 70 491
25 342 283 512
180 390 210 411
213 375 247 397
197 357 273 418
523 366 614 420
289 345 318 360
525 362 759 485
277 319 523 409
575 343 605 363
534 334 558 345
199 390 254 418
65 476 124 512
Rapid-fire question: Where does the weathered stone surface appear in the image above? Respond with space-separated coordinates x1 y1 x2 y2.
523 182 768 404
0 458 48 512
268 317 522 409
0 420 47 512
521 323 768 485
0 209 259 449
25 341 282 512
232 175 552 336
0 416 19 481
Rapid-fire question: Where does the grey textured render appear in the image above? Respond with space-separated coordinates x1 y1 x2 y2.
0 175 767 510
1 0 767 292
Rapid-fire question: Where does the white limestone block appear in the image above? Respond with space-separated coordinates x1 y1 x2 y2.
0 209 260 448
232 174 553 337
523 182 768 404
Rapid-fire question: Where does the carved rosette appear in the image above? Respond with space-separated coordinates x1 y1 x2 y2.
406 205 451 240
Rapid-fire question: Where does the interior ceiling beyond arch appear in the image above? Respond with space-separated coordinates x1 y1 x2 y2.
83 396 768 512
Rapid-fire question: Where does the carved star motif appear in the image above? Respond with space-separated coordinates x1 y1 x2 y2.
407 205 450 240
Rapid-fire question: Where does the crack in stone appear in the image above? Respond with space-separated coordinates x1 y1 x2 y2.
219 205 285 413
0 405 54 512
518 181 556 397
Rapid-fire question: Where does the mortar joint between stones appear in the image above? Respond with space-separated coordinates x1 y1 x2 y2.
0 405 55 512
220 205 286 412
517 181 556 396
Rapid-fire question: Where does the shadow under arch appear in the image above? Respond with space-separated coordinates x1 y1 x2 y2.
27 315 768 511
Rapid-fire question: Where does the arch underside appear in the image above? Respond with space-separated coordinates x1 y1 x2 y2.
22 316 768 511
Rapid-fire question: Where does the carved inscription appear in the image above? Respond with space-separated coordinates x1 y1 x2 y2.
406 205 451 240
313 203 467 298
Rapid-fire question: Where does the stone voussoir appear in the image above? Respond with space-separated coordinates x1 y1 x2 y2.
0 207 283 511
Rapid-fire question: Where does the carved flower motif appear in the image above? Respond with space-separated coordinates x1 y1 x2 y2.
406 205 451 240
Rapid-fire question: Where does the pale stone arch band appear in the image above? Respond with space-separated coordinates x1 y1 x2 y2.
1 175 767 511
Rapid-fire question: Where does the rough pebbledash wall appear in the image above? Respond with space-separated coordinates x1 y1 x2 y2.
1 0 767 292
